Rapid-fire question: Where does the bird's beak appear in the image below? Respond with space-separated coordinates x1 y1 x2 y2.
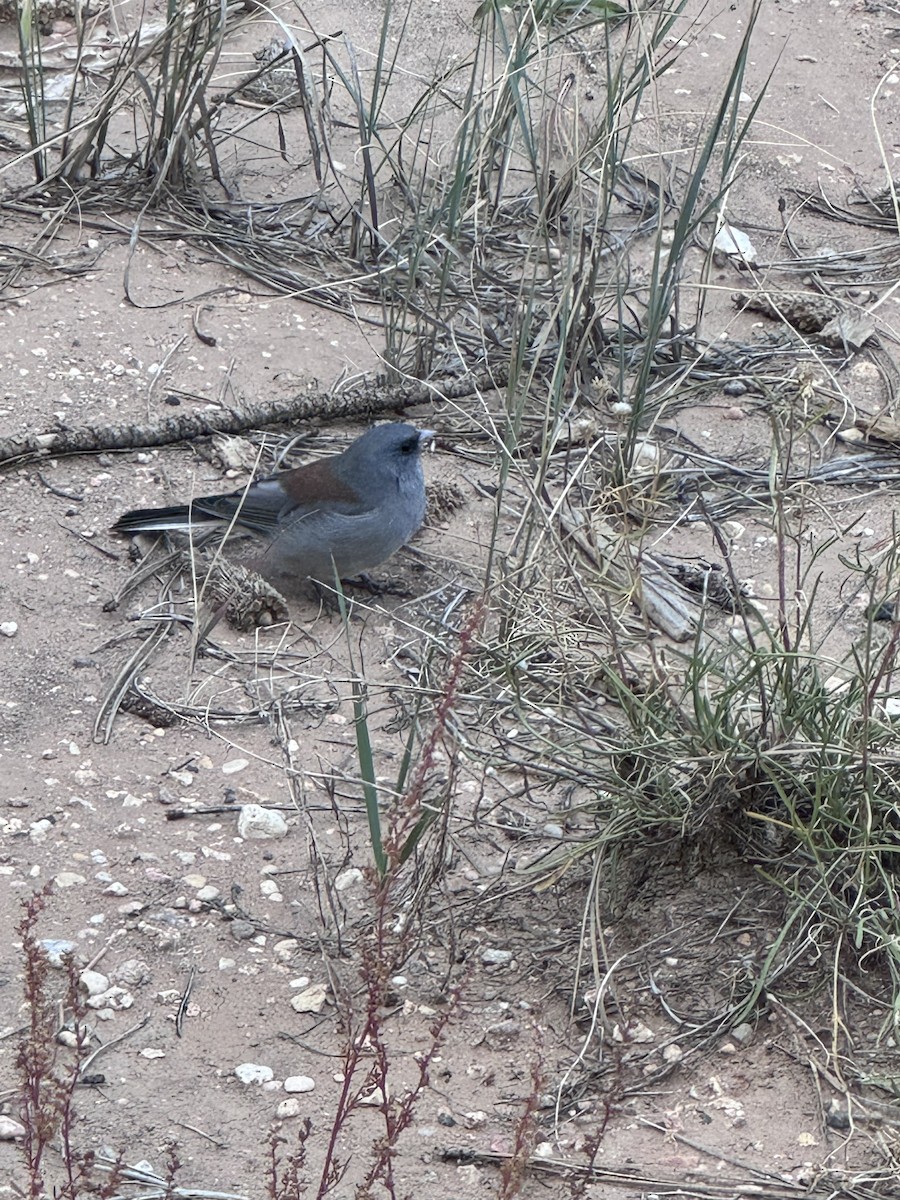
418 429 436 452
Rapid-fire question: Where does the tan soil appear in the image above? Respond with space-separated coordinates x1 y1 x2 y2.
2 1 900 1197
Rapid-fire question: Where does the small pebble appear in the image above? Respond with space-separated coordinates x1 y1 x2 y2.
79 969 110 997
87 986 133 1011
481 948 513 965
290 984 327 1014
485 1018 522 1043
611 1020 648 1043
283 1075 315 1093
0 1116 26 1139
277 1098 302 1118
235 1063 274 1085
237 804 288 840
0 622 18 638
55 872 86 888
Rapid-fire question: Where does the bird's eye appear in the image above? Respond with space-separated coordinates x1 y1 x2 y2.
400 436 418 454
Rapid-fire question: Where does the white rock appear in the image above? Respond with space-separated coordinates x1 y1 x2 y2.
183 873 207 889
29 819 53 842
196 885 221 901
662 1044 683 1064
612 1020 655 1044
713 223 758 265
238 804 288 840
222 758 249 775
104 882 129 896
334 867 364 892
277 1098 303 1118
836 427 864 444
290 983 327 1013
0 622 18 638
79 969 110 997
55 871 86 888
87 986 133 1011
283 1075 315 1093
235 1062 274 1084
481 948 513 965
0 1116 26 1139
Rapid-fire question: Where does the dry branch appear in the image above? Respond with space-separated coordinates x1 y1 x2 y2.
0 370 505 468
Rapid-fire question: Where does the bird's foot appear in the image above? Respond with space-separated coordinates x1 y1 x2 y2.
342 573 412 597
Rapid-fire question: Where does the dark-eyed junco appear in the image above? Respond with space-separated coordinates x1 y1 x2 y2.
112 423 433 586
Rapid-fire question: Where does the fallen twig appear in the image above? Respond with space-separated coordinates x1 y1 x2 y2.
0 370 505 467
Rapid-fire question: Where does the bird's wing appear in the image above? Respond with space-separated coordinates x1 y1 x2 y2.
195 460 367 534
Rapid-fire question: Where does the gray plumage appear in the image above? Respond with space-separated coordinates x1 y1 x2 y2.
113 423 432 585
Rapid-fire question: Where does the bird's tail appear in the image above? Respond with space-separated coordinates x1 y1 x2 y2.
111 505 221 535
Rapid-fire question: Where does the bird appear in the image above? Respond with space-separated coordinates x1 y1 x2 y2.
112 423 433 589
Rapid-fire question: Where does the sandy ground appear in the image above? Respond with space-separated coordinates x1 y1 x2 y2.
2 0 900 1196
